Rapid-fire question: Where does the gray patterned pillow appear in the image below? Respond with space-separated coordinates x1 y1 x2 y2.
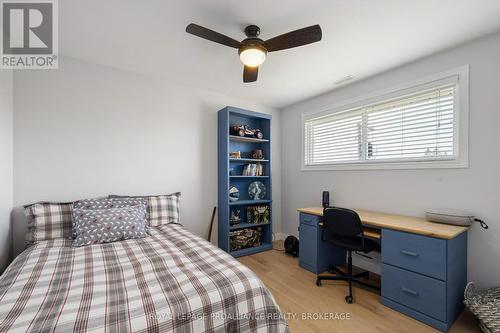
73 197 146 210
72 197 149 239
108 193 181 226
72 204 149 247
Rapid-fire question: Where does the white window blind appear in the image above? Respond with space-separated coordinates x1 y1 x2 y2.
304 82 458 167
305 110 363 164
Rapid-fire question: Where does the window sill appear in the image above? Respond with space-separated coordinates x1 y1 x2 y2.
302 158 469 171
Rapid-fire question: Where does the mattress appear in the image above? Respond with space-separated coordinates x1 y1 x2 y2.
0 223 288 333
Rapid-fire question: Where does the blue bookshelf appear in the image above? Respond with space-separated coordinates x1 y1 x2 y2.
218 106 273 257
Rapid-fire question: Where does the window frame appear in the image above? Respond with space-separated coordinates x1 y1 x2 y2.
301 65 469 171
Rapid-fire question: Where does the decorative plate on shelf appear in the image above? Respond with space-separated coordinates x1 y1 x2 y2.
248 181 266 200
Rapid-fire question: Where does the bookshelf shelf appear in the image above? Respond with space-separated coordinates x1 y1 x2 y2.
229 135 269 143
229 158 269 163
230 243 273 257
229 199 272 206
218 107 273 257
230 176 269 178
230 222 271 231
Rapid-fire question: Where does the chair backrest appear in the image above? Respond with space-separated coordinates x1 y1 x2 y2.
323 207 363 237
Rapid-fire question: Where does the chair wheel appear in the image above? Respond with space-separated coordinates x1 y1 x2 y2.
316 279 322 286
345 296 353 304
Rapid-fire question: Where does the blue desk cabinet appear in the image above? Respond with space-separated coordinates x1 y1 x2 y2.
381 229 467 332
298 213 346 274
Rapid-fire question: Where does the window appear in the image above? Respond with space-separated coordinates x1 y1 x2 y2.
303 67 469 170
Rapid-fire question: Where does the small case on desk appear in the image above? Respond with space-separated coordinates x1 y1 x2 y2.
425 208 474 226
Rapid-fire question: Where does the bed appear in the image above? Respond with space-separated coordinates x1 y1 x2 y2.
0 223 289 332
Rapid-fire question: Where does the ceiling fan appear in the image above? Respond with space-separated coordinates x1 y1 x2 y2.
186 23 322 83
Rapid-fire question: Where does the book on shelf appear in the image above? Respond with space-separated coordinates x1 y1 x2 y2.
242 163 264 176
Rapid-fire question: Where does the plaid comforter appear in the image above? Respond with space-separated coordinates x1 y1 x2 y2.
0 224 288 333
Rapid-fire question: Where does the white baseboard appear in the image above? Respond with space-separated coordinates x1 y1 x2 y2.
273 233 289 241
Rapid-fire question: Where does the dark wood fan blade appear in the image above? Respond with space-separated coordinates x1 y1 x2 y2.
264 25 322 52
186 23 241 48
243 66 258 82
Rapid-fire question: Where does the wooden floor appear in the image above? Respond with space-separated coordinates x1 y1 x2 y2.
238 244 480 333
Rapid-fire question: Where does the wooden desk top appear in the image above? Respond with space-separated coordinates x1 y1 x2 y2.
297 207 469 240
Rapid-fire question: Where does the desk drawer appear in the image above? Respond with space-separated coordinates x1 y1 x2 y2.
382 229 446 280
300 213 319 226
382 264 446 321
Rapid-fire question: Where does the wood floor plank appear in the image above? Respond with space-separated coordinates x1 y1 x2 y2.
238 246 480 333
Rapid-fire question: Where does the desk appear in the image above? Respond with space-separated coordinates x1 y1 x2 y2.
297 207 469 332
297 207 468 239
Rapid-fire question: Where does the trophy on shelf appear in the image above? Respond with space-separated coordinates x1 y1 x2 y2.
230 209 242 226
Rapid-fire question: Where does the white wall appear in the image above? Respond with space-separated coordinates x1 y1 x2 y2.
12 56 281 256
0 70 13 273
281 32 500 287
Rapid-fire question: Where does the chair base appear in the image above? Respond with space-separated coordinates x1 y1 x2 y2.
316 265 380 303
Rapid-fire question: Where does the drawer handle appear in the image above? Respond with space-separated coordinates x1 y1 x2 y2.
401 287 419 296
401 250 419 257
303 218 313 222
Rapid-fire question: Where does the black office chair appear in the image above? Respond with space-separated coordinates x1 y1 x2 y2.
316 207 380 303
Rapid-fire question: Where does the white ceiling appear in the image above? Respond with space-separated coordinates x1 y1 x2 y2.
60 0 500 108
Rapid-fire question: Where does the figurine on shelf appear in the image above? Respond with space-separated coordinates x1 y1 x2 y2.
230 209 242 225
230 125 263 139
229 151 241 159
251 149 264 160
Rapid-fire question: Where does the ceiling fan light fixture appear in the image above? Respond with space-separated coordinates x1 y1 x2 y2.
186 23 322 82
239 46 267 67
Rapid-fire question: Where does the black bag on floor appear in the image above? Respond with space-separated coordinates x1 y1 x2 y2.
284 236 299 257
